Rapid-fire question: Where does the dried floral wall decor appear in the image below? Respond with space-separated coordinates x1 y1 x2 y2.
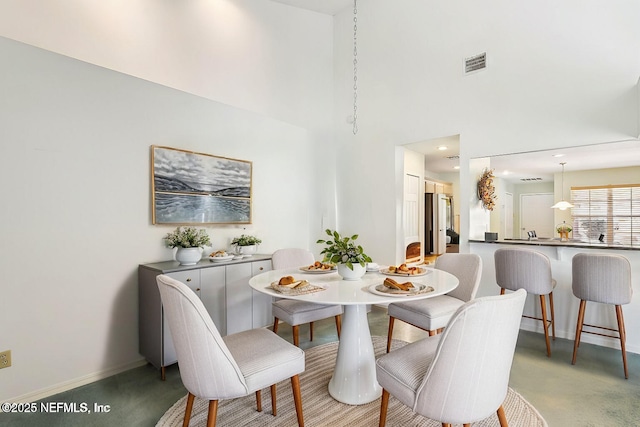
478 168 496 211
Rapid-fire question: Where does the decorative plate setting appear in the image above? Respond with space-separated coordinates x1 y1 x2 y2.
209 255 234 262
368 283 434 297
299 266 336 274
379 267 430 277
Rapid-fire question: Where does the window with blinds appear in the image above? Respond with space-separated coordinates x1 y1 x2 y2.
570 185 640 246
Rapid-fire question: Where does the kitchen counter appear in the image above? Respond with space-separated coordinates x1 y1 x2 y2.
469 241 640 355
470 238 639 251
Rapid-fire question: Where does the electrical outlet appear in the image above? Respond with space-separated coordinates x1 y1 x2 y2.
0 350 11 369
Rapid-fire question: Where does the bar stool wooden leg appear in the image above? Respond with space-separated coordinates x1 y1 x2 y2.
615 305 628 379
335 315 342 338
540 294 551 357
309 322 314 342
549 292 556 340
572 300 586 365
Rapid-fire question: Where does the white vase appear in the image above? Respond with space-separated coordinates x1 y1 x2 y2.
234 244 257 256
337 263 366 281
175 247 202 265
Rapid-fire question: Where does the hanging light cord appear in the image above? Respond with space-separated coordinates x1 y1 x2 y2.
352 0 358 135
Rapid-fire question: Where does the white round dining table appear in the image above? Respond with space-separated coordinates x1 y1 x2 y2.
249 266 459 405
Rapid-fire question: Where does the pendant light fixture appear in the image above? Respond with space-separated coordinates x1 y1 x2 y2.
551 162 574 210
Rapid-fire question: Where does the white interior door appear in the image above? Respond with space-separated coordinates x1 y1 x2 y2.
435 194 447 254
403 174 421 256
520 193 554 238
503 192 513 239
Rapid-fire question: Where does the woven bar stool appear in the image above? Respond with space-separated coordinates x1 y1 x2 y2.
571 253 632 379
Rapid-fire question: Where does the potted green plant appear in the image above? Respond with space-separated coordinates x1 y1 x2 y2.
317 229 372 280
164 226 211 265
230 234 262 256
556 222 572 241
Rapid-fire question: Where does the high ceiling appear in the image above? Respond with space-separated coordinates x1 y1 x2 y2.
409 138 640 183
270 0 352 15
270 0 640 183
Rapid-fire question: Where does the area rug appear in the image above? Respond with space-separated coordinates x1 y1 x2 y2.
157 337 547 427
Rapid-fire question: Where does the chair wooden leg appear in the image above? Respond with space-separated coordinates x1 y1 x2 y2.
271 384 277 416
549 292 556 340
207 400 219 427
572 300 586 365
335 315 342 339
436 328 444 334
290 375 304 427
379 389 390 427
292 325 300 347
442 424 451 427
255 390 262 412
496 404 508 427
463 424 471 427
539 294 551 357
386 317 395 353
428 330 437 337
615 305 629 379
500 288 506 295
309 321 314 342
273 317 279 334
183 392 195 427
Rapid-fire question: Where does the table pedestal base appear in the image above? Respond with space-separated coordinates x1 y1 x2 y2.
328 304 382 404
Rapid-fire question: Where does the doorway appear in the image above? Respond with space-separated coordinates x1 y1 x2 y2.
520 193 554 238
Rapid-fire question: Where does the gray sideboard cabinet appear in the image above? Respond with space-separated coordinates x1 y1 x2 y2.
138 254 272 379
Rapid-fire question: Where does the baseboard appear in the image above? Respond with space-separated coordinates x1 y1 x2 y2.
8 358 148 403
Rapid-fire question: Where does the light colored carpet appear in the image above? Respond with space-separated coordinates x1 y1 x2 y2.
157 337 547 427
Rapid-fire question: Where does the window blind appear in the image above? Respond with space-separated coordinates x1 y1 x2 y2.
570 184 640 246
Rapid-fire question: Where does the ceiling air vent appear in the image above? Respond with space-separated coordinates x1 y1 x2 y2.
520 177 543 181
446 155 459 160
464 52 486 74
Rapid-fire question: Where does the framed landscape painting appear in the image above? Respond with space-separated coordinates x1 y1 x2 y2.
151 146 252 224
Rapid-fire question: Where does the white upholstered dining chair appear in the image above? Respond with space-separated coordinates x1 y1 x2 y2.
386 253 482 352
495 248 556 357
376 289 527 427
271 248 342 346
571 253 633 379
156 274 305 427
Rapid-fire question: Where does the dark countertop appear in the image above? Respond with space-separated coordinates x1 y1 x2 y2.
469 239 639 251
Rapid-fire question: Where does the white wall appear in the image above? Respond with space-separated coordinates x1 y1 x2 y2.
0 0 333 132
1 0 639 402
333 0 640 259
0 1 335 402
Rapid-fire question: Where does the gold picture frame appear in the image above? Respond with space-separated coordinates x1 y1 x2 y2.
151 145 252 224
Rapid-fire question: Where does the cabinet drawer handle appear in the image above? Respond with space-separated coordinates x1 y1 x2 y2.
186 278 192 282
259 267 264 271
196 288 201 291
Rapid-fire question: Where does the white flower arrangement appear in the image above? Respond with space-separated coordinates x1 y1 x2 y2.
164 226 211 249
